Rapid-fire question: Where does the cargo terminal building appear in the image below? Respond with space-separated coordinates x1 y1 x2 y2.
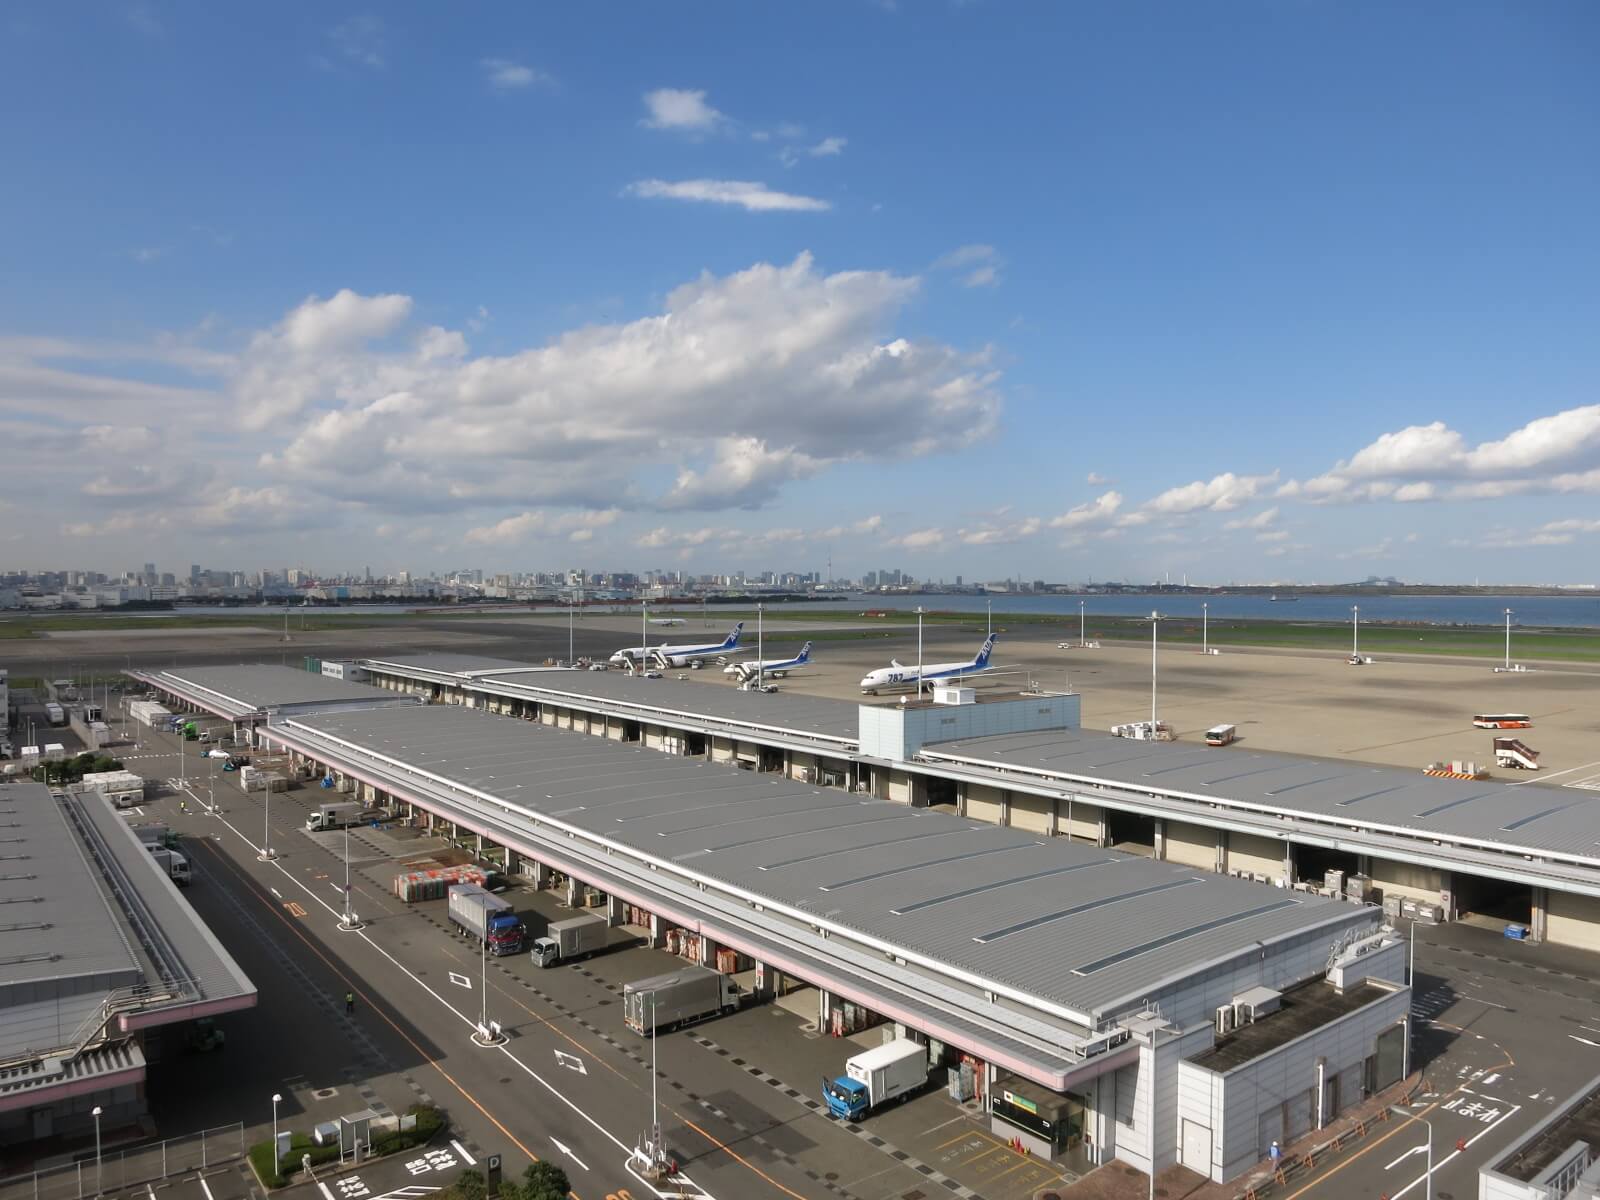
131 663 1412 1184
0 780 256 1146
343 653 1600 953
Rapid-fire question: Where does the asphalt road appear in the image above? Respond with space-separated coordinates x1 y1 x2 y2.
1273 920 1600 1200
123 725 968 1200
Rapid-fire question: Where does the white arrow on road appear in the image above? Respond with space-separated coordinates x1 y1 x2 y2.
549 1138 588 1171
1386 1144 1427 1170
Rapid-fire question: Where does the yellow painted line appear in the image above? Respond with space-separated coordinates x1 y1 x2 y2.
681 1115 810 1200
195 841 543 1166
932 1128 984 1151
285 902 307 918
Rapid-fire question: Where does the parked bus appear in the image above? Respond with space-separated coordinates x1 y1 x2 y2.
1472 714 1532 729
1204 724 1238 747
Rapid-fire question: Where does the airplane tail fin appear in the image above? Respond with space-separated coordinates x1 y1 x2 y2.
724 622 744 648
797 642 812 663
975 633 998 668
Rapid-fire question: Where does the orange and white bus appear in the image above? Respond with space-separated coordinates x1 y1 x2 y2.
1472 713 1532 729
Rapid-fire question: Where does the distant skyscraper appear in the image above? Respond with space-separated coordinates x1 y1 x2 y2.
143 561 155 583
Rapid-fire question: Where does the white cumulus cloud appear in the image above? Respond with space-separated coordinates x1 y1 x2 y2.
640 88 726 132
624 179 830 213
482 58 550 89
1145 471 1279 514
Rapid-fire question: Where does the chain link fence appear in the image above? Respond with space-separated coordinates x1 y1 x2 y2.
0 1123 244 1200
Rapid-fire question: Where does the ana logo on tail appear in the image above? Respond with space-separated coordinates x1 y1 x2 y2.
975 634 998 667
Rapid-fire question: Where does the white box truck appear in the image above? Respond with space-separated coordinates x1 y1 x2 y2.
530 912 608 967
306 800 365 831
822 1038 928 1120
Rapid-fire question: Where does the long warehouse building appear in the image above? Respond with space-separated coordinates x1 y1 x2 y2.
130 663 1412 1184
335 653 1600 951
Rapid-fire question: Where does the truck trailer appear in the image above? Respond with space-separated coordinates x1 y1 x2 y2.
306 800 366 831
447 884 525 955
44 702 66 726
822 1038 928 1121
530 912 608 967
623 965 740 1033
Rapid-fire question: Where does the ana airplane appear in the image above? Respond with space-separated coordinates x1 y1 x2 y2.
649 617 687 626
723 642 813 683
644 622 745 669
858 634 998 695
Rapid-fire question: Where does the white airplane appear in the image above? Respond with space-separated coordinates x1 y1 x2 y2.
723 642 813 683
649 617 687 627
633 622 745 669
858 634 998 695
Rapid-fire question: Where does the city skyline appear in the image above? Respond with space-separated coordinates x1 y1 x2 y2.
3 5 1598 580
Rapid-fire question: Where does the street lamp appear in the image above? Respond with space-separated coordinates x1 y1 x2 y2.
1389 1105 1433 1200
567 599 574 666
259 772 276 861
1202 602 1209 655
271 1093 283 1175
1504 608 1514 670
1079 598 1086 647
756 603 765 690
1146 612 1167 734
337 822 361 931
1352 605 1360 660
91 1105 103 1197
470 933 506 1046
915 606 926 699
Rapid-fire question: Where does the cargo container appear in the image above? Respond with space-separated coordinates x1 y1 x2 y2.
393 865 489 903
822 1038 928 1120
531 912 608 967
44 702 66 726
447 884 525 955
623 965 740 1033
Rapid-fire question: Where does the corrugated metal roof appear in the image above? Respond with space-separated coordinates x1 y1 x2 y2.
286 704 1365 1018
0 782 141 990
361 653 861 745
920 729 1600 864
144 665 403 718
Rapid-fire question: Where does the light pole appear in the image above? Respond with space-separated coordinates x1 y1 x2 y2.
92 1104 103 1196
207 750 217 816
1079 599 1086 647
1504 608 1513 670
1352 605 1360 660
271 1093 282 1175
1202 602 1208 655
1390 1105 1433 1200
568 599 574 666
915 606 926 699
470 933 506 1045
986 598 992 638
337 823 361 931
641 601 648 671
259 769 276 861
1147 611 1166 733
756 603 764 690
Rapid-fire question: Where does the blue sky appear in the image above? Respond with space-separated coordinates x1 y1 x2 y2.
3 2 1598 583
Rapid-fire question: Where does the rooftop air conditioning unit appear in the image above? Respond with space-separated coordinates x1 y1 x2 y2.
1215 1004 1235 1035
1232 986 1282 1023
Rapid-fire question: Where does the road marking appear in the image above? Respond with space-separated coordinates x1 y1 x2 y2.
318 1185 335 1200
1385 1144 1427 1170
286 902 308 917
551 1138 589 1171
1457 993 1511 1010
448 1140 475 1166
270 887 283 899
1390 1103 1522 1199
555 1049 587 1074
448 972 472 989
1569 1034 1600 1047
191 805 721 1197
1512 757 1600 785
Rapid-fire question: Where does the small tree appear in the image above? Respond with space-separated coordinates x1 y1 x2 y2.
519 1162 570 1200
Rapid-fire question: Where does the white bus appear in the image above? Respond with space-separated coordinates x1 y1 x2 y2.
1205 724 1238 747
1472 714 1532 729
